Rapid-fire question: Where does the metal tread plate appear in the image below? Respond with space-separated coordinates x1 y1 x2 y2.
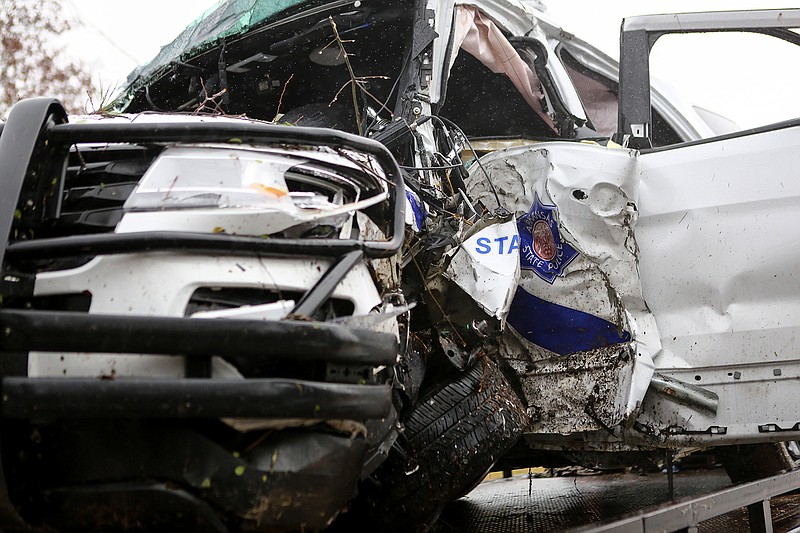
437 470 800 532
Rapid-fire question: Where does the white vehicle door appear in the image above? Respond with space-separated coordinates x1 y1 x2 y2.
618 9 800 444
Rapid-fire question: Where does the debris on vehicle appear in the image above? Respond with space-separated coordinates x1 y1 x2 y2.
2 1 800 531
466 142 657 435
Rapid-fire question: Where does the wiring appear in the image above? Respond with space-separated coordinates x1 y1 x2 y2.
399 162 464 171
437 115 504 212
363 48 413 135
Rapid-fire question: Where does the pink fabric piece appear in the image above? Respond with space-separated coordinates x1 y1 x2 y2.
563 60 618 137
452 5 557 133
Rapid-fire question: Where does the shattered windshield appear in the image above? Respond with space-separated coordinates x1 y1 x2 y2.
122 0 331 92
118 0 410 124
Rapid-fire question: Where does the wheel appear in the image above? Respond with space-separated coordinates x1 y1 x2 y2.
340 357 528 531
718 442 796 484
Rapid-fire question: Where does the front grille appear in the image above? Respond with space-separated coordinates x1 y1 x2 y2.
185 286 355 319
49 144 160 236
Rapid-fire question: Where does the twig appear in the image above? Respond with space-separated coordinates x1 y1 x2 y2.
194 78 227 115
330 76 393 118
358 81 394 116
85 78 120 116
333 147 393 186
410 252 467 347
323 20 394 126
274 73 294 119
329 16 363 135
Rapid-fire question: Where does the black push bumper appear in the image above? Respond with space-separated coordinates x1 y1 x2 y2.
0 98 406 530
0 97 403 423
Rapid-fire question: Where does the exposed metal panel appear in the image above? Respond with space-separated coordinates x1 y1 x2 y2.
623 9 800 32
634 123 800 443
637 125 800 371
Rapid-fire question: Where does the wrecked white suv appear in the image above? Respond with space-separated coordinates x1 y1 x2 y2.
2 1 800 531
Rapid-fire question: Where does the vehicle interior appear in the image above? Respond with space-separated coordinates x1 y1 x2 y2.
123 0 411 128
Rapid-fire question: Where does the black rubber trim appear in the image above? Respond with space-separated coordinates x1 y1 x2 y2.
0 309 397 365
1 377 392 419
7 231 385 260
0 98 67 269
641 117 800 154
290 250 364 317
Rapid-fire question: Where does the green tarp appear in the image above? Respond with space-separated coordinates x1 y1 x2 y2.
124 0 308 89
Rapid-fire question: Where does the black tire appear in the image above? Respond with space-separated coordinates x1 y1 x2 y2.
718 442 796 484
342 358 528 531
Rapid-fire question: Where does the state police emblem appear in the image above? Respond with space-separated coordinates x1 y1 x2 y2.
517 193 578 283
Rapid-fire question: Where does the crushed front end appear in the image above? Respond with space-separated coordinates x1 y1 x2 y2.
0 98 406 531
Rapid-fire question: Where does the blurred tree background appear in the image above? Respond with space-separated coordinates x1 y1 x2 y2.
0 0 93 117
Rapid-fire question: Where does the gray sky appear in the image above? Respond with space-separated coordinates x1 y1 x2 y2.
62 1 799 127
62 0 219 92
546 0 792 59
545 1 800 128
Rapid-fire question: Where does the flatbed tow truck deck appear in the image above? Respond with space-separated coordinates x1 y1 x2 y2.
440 467 800 533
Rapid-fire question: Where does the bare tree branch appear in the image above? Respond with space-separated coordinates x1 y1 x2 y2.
0 0 94 117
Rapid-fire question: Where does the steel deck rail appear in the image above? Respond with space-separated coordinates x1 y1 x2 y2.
573 468 800 533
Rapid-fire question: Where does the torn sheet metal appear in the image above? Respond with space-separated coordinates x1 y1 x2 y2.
503 342 637 434
465 142 658 432
444 217 520 321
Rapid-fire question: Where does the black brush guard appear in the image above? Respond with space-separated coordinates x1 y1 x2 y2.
0 98 406 530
